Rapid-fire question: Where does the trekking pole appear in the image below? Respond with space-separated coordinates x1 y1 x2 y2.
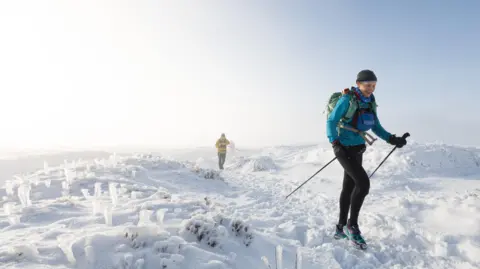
285 156 337 199
369 132 410 179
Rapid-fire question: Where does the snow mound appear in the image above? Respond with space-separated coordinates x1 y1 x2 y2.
229 156 278 173
272 142 480 178
362 143 480 178
124 154 187 171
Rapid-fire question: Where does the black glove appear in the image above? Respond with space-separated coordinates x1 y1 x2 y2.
388 134 407 148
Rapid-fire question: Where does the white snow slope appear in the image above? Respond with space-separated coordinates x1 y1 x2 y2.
1 142 479 269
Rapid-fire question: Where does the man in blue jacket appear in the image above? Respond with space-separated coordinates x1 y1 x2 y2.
326 70 407 249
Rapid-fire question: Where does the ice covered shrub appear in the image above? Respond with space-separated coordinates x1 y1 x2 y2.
217 216 254 247
17 183 32 208
191 167 224 181
179 215 227 248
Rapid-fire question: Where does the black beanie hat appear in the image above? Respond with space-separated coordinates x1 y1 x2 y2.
356 70 377 82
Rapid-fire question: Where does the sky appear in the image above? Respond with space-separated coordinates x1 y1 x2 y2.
0 0 479 150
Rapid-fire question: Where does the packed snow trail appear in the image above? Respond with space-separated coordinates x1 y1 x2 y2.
0 143 479 269
186 143 480 268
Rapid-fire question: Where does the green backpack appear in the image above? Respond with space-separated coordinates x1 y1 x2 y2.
325 88 377 123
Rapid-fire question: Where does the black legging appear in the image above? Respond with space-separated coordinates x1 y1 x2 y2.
334 144 369 226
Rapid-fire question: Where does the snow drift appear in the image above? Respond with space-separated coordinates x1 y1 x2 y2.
265 142 480 178
227 155 278 173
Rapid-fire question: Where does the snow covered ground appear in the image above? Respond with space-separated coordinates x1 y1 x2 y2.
0 141 479 269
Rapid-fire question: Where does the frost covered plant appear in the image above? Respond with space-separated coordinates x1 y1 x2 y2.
5 180 14 196
153 189 172 200
192 167 224 181
276 245 283 269
295 248 302 269
261 256 272 269
94 182 102 197
43 161 49 174
3 202 14 215
123 226 165 250
81 189 91 200
135 258 145 269
17 183 32 208
152 237 184 255
230 219 254 246
156 208 168 229
64 168 75 185
122 253 134 269
8 215 21 225
158 254 185 269
84 245 95 265
31 176 40 186
57 234 76 265
61 181 71 197
131 191 141 199
109 182 118 206
216 216 254 247
92 199 102 216
110 152 117 167
138 209 153 226
104 204 113 226
180 217 227 248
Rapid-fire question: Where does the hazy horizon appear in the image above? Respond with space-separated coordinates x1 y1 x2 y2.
1 0 479 151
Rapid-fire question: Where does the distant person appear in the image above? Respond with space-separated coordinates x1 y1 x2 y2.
228 140 236 155
215 133 230 170
326 70 408 249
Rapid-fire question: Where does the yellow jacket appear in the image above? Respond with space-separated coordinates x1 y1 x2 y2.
215 138 230 153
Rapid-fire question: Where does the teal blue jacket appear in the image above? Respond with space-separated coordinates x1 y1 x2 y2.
326 90 392 146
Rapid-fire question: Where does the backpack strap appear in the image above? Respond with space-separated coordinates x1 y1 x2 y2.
337 87 378 145
341 88 360 122
338 123 377 145
370 94 377 114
